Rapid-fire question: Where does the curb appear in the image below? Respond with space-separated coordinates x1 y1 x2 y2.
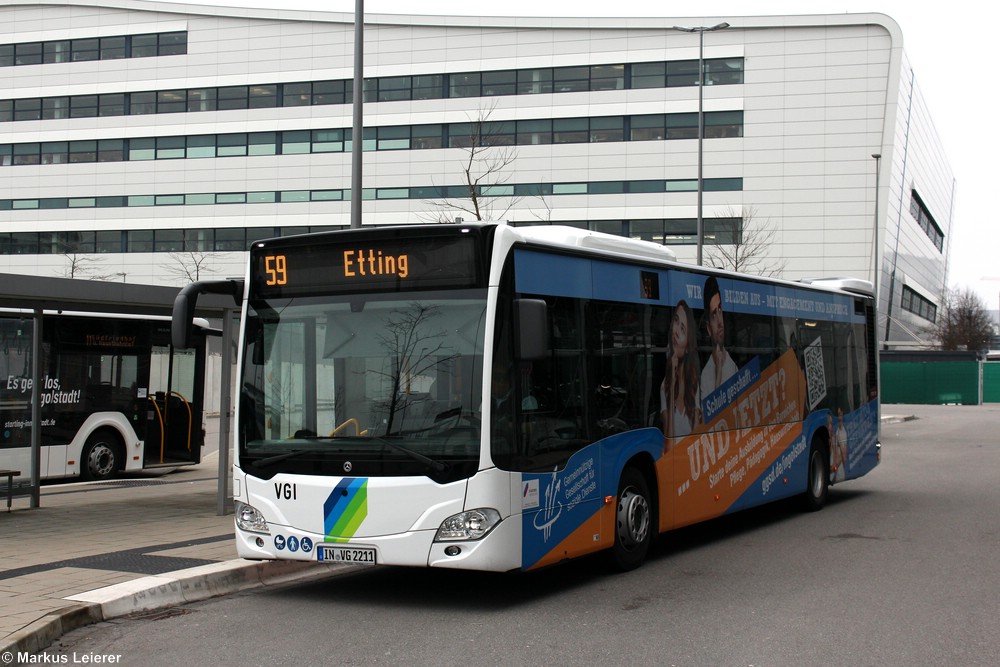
1 559 343 663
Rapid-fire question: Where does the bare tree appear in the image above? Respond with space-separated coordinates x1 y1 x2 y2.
423 102 520 223
164 251 220 283
62 253 115 281
926 286 993 352
370 303 457 434
529 188 555 223
704 205 787 277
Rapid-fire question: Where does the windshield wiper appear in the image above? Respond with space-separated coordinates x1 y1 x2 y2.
251 449 311 469
370 436 449 473
249 436 450 474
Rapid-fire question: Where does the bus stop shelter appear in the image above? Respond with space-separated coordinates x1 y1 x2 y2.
0 273 240 514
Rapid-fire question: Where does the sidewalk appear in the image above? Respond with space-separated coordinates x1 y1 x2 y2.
0 455 341 660
3 413 913 661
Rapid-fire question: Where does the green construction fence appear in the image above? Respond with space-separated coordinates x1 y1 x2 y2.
880 351 1000 405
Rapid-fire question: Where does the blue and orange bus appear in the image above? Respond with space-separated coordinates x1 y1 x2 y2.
174 223 879 571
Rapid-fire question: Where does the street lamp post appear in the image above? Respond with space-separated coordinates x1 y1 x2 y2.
673 22 729 266
872 153 881 341
350 0 363 228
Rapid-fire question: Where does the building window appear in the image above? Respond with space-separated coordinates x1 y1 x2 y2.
631 115 665 141
248 85 278 109
0 112 744 167
69 95 99 119
100 36 127 60
901 286 937 323
1 56 745 123
158 90 187 114
15 43 43 66
313 80 347 105
95 231 122 253
186 135 215 159
553 66 590 93
217 86 249 111
99 94 126 117
129 34 159 58
281 130 311 154
156 32 187 57
68 141 97 163
14 98 41 122
188 88 217 112
482 71 516 97
449 72 481 98
154 230 184 252
517 68 552 95
909 190 945 252
128 230 154 252
411 74 444 100
591 64 625 91
70 38 101 62
215 228 247 251
370 76 409 103
282 82 312 107
130 92 157 115
666 60 699 87
0 177 741 217
217 134 248 157
41 142 69 165
42 41 71 63
42 97 70 120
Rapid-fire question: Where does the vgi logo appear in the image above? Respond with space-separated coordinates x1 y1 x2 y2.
343 461 353 472
274 482 297 500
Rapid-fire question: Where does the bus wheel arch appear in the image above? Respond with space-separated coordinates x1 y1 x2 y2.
802 434 830 512
609 460 657 571
82 428 123 481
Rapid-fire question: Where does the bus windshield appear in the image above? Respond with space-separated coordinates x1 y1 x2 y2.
239 291 487 481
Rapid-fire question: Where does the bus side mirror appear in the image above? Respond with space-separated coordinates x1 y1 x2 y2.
515 298 549 361
172 280 243 348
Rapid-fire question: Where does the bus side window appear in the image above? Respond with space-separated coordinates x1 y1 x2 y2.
515 296 590 470
587 300 651 436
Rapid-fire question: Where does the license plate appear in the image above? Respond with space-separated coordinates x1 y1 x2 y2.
317 545 377 565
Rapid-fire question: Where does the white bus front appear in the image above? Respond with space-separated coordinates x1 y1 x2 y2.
232 227 522 571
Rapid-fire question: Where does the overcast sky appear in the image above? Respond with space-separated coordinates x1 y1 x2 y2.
162 0 998 306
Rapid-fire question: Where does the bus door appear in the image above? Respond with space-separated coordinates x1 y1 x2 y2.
145 330 205 466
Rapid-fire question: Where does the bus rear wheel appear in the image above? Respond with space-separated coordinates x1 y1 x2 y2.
82 432 120 481
802 439 829 512
610 467 653 571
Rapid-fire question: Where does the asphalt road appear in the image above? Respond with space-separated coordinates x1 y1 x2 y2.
40 404 1000 666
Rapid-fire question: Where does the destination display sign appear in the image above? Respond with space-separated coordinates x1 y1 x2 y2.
250 232 484 297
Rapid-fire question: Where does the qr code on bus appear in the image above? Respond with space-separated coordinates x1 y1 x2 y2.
803 336 827 410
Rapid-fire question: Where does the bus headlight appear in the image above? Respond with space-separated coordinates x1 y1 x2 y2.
235 501 269 534
434 508 501 542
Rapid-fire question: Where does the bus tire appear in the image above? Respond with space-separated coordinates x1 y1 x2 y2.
610 466 653 571
802 438 829 512
82 431 121 481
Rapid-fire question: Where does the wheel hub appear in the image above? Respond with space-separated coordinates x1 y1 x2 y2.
617 487 650 550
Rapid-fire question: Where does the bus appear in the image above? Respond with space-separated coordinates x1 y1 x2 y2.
0 310 211 481
173 223 880 572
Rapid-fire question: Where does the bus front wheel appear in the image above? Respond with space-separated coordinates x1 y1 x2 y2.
802 439 829 512
610 467 653 571
82 432 120 481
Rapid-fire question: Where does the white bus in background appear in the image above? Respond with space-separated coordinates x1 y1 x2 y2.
0 310 212 481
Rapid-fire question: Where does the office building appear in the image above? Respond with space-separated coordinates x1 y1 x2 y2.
0 2 955 347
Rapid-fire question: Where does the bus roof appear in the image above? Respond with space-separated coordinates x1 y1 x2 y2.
797 277 875 297
502 224 873 300
0 307 212 330
511 224 678 263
